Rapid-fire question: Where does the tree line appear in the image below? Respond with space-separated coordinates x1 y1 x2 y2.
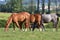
0 0 60 14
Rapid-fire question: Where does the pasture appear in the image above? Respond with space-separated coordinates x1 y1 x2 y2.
0 12 60 40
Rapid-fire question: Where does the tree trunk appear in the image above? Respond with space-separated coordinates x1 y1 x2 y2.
37 0 40 13
42 0 45 14
47 0 50 14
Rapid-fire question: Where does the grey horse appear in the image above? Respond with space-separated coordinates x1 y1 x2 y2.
42 14 59 31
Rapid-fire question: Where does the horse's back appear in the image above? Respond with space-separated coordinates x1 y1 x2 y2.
50 14 58 19
30 14 42 23
42 14 52 22
42 14 58 23
19 12 30 16
19 12 30 19
11 12 29 22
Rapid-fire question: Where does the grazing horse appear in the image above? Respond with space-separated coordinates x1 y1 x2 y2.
4 12 30 32
30 14 44 31
42 14 59 31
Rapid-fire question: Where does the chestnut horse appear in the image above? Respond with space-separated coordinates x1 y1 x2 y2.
4 12 30 32
30 14 44 31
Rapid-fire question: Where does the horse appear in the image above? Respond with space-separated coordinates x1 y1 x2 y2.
4 12 30 32
42 13 59 31
30 14 44 31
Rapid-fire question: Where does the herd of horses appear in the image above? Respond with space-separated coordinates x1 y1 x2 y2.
4 12 59 32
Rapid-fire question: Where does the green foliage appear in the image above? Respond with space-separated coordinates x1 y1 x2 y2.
10 0 22 12
0 0 37 13
0 0 23 12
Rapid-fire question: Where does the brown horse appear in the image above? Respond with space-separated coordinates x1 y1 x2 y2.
4 12 30 32
30 14 44 31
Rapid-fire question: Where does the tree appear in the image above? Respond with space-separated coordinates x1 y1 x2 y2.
28 0 34 14
5 0 22 12
42 0 45 14
11 0 23 12
35 0 40 13
47 0 51 14
30 0 34 14
55 0 58 14
5 0 12 12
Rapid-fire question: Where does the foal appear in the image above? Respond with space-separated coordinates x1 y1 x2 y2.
30 14 44 31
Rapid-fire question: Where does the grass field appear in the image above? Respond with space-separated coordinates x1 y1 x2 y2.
0 28 60 40
0 12 60 40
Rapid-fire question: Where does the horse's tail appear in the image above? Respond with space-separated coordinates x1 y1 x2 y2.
57 17 59 21
57 17 59 24
56 14 59 23
5 15 12 31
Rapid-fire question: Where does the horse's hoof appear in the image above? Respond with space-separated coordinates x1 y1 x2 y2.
25 29 28 32
39 28 42 31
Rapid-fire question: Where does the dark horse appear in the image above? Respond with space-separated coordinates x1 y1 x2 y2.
30 14 44 31
42 14 59 31
4 12 30 32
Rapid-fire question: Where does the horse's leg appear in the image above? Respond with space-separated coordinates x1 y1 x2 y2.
15 21 21 30
40 23 45 31
53 21 58 31
38 20 45 31
37 21 42 31
53 19 58 31
25 23 28 31
28 21 31 31
5 18 12 32
55 17 59 31
13 22 16 32
32 22 36 31
52 17 59 31
19 22 23 31
38 25 42 31
40 20 45 31
27 22 31 31
24 20 29 31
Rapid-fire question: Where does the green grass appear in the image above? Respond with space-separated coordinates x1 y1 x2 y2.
0 13 12 28
0 13 11 20
0 13 60 40
0 28 60 40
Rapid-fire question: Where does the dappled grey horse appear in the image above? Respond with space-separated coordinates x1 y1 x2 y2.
42 14 59 31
